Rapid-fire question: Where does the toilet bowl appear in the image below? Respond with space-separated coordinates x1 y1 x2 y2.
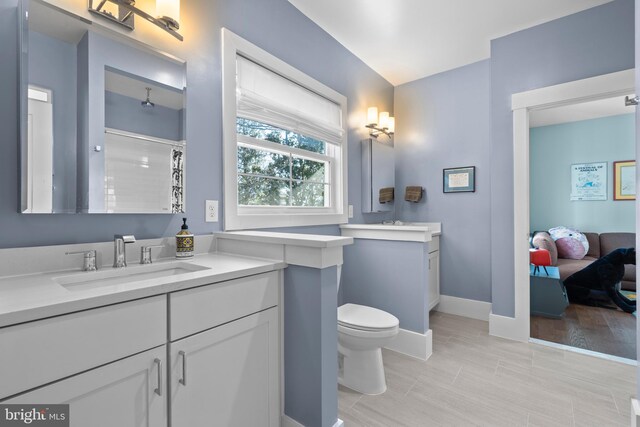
337 303 399 395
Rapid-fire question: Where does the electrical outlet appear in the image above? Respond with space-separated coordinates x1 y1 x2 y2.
205 200 218 223
348 205 353 219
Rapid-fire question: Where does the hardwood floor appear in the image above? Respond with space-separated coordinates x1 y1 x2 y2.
530 303 636 360
339 312 636 426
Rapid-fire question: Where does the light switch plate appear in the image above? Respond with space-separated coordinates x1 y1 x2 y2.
348 205 353 219
205 200 218 222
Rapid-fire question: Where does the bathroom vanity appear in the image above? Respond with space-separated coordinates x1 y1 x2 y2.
0 232 352 427
0 243 284 426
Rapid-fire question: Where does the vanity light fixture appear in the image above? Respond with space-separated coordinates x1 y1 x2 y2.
89 0 183 41
365 107 395 138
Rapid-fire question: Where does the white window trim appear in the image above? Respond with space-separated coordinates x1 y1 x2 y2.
221 28 348 230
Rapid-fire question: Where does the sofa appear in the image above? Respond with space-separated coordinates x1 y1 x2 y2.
553 232 636 291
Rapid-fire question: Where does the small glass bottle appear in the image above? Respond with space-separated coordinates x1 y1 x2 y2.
176 217 194 258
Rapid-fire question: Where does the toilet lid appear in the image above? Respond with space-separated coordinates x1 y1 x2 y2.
338 304 399 330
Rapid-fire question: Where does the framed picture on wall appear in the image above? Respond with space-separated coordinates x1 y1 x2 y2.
614 160 636 201
443 166 475 193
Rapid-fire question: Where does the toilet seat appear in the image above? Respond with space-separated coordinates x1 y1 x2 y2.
338 303 399 331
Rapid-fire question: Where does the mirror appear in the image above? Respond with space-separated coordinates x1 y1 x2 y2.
361 138 395 213
21 0 186 214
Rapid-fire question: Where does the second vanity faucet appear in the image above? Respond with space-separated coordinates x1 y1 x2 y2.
113 234 136 268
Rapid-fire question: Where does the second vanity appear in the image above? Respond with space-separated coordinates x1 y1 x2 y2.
0 237 286 426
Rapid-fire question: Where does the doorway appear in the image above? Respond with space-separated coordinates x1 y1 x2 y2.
528 95 636 361
500 69 636 355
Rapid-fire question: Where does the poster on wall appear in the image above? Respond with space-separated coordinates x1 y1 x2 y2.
570 162 607 201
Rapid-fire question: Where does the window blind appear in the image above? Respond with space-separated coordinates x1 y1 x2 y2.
236 56 344 145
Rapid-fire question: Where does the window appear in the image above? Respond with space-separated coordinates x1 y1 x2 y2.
222 29 348 230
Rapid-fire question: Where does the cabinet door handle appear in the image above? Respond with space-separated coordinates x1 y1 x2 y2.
154 358 163 396
429 259 431 269
179 350 187 386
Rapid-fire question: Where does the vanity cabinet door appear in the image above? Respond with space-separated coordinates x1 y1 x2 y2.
428 250 440 310
5 346 167 427
170 308 279 427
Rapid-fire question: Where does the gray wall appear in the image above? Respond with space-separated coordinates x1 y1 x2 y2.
0 0 393 248
394 60 492 303
341 239 429 333
530 114 636 233
490 0 634 317
284 265 338 427
105 91 184 141
28 30 77 213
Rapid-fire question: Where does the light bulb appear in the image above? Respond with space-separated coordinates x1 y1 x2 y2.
387 117 395 134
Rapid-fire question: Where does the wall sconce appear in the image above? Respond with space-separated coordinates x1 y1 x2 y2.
365 107 395 138
89 0 183 41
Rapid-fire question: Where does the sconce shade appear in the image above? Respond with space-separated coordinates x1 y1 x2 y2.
387 117 395 134
367 107 378 126
379 112 390 129
157 0 180 24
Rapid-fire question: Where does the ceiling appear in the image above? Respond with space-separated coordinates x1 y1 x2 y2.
288 0 614 86
530 95 636 128
105 70 185 110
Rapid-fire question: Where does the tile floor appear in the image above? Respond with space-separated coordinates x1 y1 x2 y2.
339 312 636 426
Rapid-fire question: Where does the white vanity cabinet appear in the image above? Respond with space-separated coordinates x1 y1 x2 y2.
169 308 279 426
169 271 280 427
6 346 168 427
427 236 441 311
0 268 282 427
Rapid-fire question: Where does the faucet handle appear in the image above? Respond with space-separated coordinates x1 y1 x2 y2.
140 245 164 265
66 250 97 271
115 234 136 243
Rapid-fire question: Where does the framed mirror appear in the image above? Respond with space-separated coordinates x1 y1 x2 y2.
21 0 186 214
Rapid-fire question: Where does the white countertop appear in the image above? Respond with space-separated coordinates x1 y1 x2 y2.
0 252 286 328
340 222 442 242
216 231 354 247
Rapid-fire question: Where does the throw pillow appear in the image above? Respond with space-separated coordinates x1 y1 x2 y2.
549 226 589 260
531 231 558 265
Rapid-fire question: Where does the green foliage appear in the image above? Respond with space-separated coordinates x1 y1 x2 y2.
237 118 327 207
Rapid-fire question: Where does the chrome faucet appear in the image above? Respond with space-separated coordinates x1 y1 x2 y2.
113 234 136 268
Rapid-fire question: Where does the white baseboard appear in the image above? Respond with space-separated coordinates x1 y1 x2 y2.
385 328 432 360
282 415 343 427
435 295 491 321
631 399 640 427
489 311 528 342
282 415 304 427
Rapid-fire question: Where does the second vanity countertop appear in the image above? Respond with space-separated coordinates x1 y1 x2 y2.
0 252 286 328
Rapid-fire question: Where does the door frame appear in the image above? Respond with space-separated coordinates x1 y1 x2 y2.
496 69 635 342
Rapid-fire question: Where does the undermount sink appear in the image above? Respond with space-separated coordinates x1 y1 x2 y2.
54 262 210 292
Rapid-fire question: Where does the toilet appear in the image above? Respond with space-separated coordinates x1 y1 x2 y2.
337 303 399 395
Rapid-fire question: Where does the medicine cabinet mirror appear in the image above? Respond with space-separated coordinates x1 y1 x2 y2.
361 138 395 213
20 0 187 214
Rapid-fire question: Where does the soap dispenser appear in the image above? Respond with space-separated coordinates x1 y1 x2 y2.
176 217 194 258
